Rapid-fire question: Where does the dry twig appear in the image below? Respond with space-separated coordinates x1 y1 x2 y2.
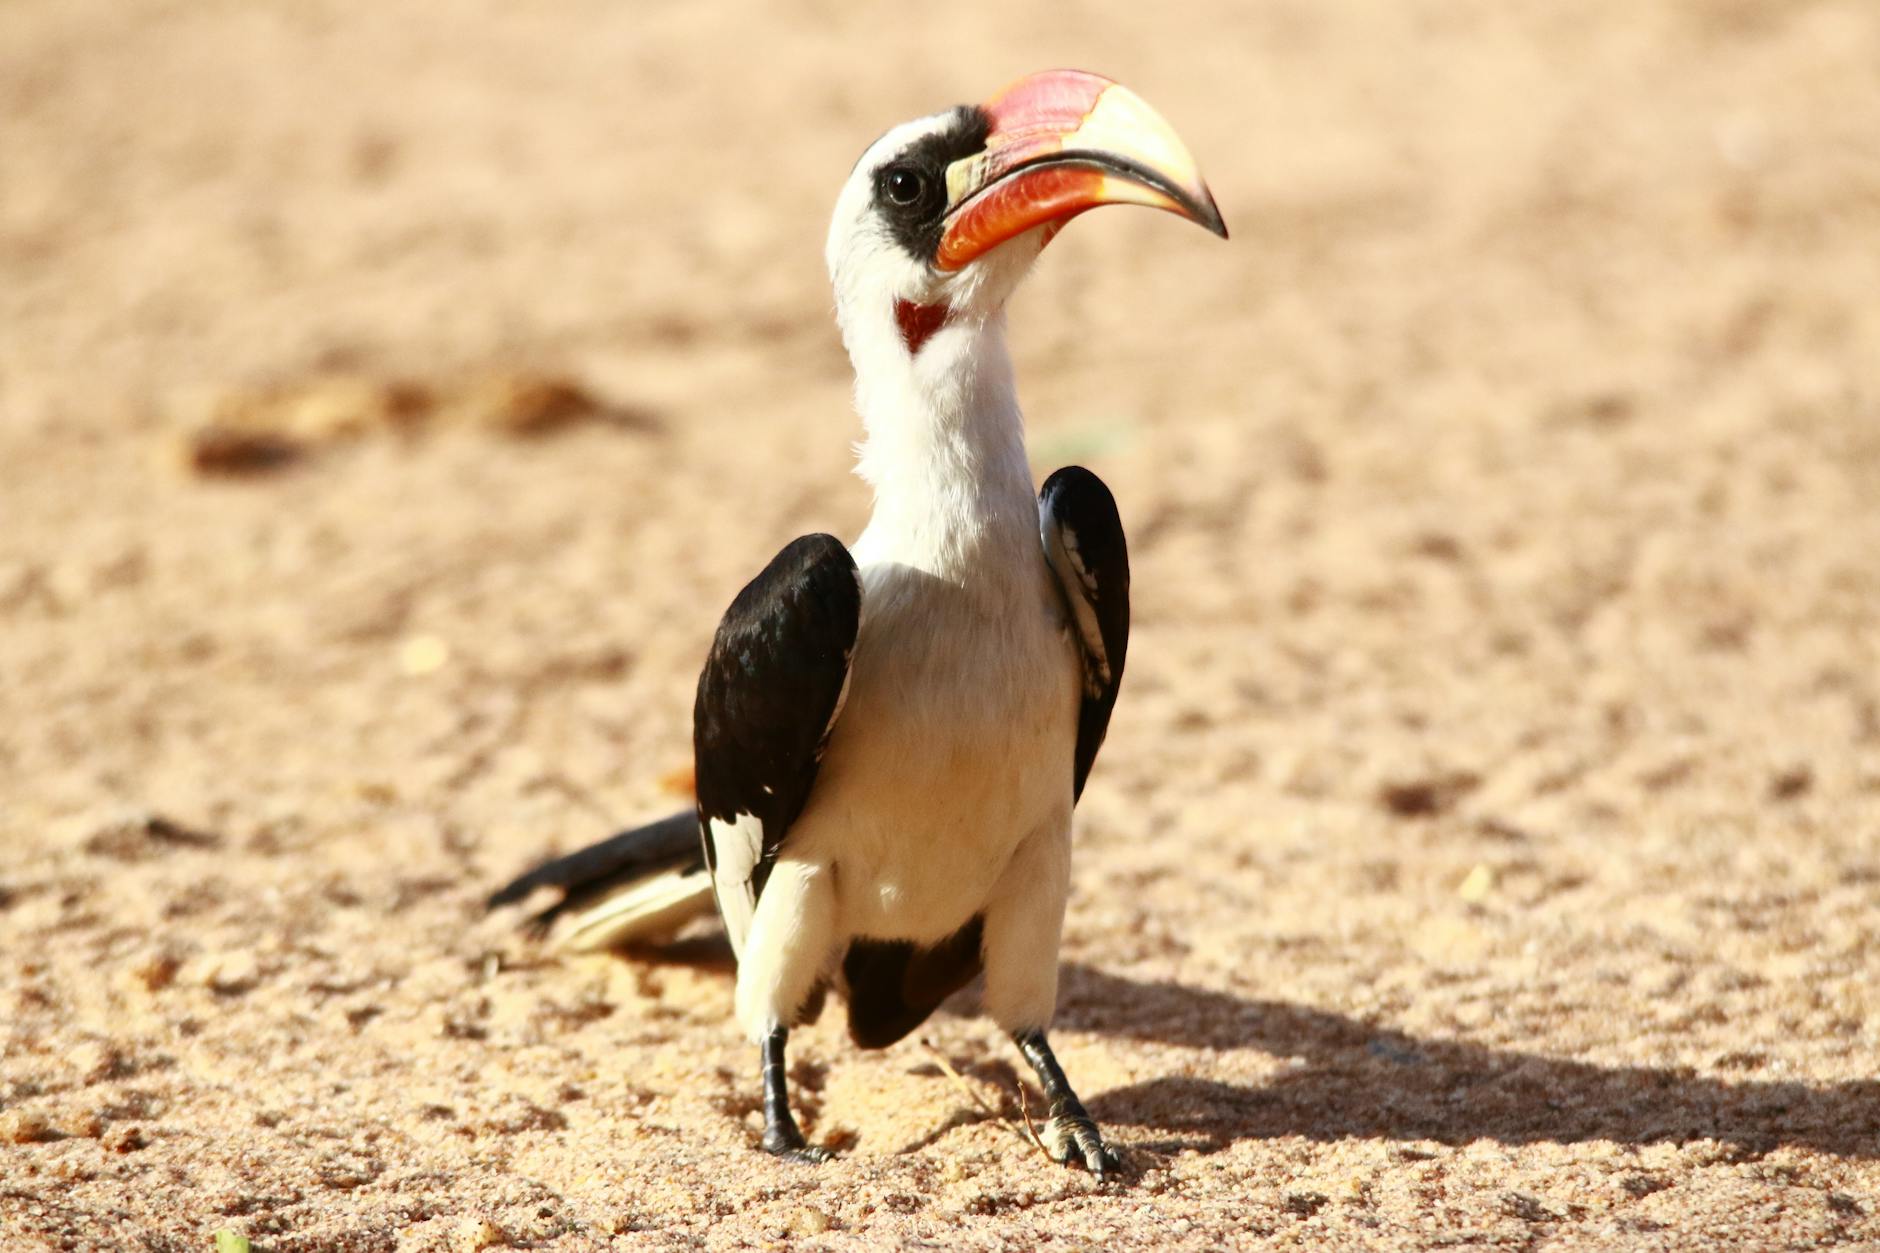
918 1038 1050 1159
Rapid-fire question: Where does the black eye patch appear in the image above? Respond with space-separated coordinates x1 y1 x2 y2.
869 106 992 264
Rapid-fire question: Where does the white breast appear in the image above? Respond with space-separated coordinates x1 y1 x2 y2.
785 541 1080 946
775 303 1084 946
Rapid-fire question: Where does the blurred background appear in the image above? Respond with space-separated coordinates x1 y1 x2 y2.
3 1 1878 1247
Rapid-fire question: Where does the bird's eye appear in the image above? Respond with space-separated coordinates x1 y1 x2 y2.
884 168 924 206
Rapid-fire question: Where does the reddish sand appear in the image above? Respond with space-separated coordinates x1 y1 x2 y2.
3 2 1878 1248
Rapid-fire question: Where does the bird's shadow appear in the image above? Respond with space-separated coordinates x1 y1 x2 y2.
616 938 1878 1160
1052 964 1880 1161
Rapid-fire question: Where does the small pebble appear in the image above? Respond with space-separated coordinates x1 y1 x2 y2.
1457 863 1496 904
195 951 260 994
63 1112 105 1139
0 1109 54 1143
101 1124 145 1153
129 950 182 992
72 1040 127 1082
399 635 451 677
458 1217 505 1249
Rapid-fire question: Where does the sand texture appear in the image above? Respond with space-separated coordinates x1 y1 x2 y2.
4 1 1879 1248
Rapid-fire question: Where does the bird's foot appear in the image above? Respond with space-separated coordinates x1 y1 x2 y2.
1011 1029 1122 1183
762 1126 833 1164
1040 1103 1120 1182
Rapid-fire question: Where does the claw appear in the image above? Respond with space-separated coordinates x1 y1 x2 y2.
1043 1110 1120 1183
766 1142 834 1165
762 1124 833 1163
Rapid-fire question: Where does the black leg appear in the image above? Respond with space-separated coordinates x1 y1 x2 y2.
1013 1029 1120 1182
759 1027 830 1163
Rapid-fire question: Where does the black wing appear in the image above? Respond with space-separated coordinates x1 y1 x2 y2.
1039 466 1130 801
693 533 860 950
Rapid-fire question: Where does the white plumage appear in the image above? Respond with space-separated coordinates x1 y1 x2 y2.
728 116 1081 1040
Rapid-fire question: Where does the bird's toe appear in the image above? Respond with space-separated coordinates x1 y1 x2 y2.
762 1123 834 1164
764 1140 834 1165
1043 1112 1119 1183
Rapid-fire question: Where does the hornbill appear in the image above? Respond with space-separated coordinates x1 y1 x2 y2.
490 69 1225 1176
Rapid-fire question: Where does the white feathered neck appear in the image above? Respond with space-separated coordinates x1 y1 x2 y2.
845 307 1041 595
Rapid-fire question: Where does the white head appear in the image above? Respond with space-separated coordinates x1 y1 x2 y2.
824 70 1228 373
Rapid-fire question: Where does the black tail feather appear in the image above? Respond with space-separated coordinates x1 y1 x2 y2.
487 809 704 920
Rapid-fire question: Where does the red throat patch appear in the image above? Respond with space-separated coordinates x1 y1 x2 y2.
893 299 950 355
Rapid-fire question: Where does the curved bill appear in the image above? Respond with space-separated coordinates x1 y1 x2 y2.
936 69 1228 272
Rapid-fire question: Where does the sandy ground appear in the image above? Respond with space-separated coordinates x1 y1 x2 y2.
4 1 1880 1248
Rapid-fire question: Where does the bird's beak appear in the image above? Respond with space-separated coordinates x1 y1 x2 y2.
936 69 1228 272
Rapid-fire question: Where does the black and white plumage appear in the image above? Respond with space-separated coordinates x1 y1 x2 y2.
485 809 702 945
1040 465 1131 802
693 533 859 959
490 69 1224 1176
